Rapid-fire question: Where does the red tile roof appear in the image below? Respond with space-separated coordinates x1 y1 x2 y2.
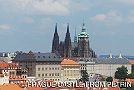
129 60 134 65
0 84 23 90
9 76 26 81
61 59 79 65
0 63 20 69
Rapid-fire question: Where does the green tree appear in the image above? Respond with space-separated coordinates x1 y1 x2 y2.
115 66 128 80
127 73 134 79
132 65 134 73
80 70 89 82
106 76 113 82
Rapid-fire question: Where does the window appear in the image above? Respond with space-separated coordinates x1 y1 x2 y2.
38 56 40 58
57 73 59 76
45 74 47 76
52 73 54 76
43 56 45 58
38 68 40 71
45 68 47 70
49 74 51 76
38 74 40 77
42 68 44 71
42 74 44 77
57 67 59 70
49 68 51 70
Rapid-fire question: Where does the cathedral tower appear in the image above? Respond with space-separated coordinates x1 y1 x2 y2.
78 23 91 58
52 23 59 53
64 24 72 57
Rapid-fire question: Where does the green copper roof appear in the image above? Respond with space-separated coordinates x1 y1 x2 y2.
78 23 89 38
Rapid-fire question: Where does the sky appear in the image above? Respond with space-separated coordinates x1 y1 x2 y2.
0 0 134 55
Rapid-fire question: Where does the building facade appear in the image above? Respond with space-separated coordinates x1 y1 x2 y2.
13 51 62 81
61 59 80 81
34 53 61 81
0 62 27 84
78 54 131 78
78 23 91 58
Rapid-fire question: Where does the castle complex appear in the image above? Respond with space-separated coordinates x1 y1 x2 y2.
52 23 96 58
11 22 131 82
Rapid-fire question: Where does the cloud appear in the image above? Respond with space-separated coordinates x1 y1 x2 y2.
32 0 70 15
91 11 123 25
0 0 90 16
0 25 11 30
117 0 134 5
125 11 134 23
20 17 34 24
0 0 69 15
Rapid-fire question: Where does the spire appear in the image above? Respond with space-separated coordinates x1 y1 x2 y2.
64 23 72 57
52 23 59 53
82 23 86 32
82 19 86 32
67 23 69 33
109 53 112 58
119 53 122 58
55 23 58 33
74 27 77 43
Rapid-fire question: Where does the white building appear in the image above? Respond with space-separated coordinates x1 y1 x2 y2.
78 54 131 78
60 59 81 81
0 74 9 85
14 52 62 81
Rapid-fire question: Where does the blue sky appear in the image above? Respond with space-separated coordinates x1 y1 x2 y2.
0 0 134 55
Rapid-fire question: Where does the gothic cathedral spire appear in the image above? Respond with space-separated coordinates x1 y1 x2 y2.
78 23 91 58
64 23 72 57
52 23 59 53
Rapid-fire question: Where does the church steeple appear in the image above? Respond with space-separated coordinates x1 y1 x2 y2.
55 23 58 33
82 23 86 32
78 23 91 58
74 27 77 43
64 23 72 57
52 23 59 53
67 23 69 33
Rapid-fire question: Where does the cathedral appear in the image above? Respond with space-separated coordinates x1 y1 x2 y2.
52 23 96 58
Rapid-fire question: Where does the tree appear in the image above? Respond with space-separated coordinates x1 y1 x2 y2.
127 73 134 79
80 70 89 82
106 76 113 82
115 66 128 80
132 65 134 73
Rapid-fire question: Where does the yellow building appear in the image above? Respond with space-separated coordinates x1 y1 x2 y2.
61 58 80 81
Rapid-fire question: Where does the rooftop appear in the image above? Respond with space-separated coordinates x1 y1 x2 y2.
0 84 23 90
14 52 61 62
94 57 130 64
0 63 20 70
61 58 79 65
